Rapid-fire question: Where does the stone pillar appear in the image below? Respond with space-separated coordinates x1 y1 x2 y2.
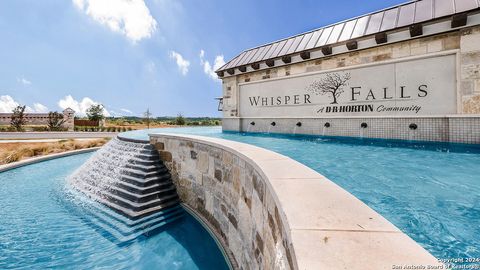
460 27 480 114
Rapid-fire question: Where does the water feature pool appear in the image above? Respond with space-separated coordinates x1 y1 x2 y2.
122 126 480 262
0 152 229 269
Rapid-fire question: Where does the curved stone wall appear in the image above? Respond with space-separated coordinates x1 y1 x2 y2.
150 133 442 270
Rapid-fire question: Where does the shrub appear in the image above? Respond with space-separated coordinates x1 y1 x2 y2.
10 105 27 131
47 111 65 131
175 113 186 125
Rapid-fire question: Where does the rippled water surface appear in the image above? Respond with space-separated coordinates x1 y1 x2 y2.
123 126 480 261
0 152 229 269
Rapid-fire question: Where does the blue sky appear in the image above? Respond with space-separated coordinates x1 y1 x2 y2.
0 0 405 117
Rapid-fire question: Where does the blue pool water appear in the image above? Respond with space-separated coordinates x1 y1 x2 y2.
0 152 229 269
123 127 480 261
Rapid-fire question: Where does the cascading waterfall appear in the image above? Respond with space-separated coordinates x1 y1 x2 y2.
68 138 145 196
66 136 183 244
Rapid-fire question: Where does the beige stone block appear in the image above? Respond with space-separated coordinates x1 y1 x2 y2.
461 32 480 53
345 56 361 66
321 59 337 70
227 223 244 265
376 46 392 55
205 191 214 214
443 35 460 50
305 65 322 73
359 56 372 64
250 191 265 231
232 166 241 194
196 151 209 173
237 199 253 241
289 63 306 75
461 51 480 65
208 155 215 178
461 80 474 96
222 151 233 166
392 43 411 58
359 47 377 57
427 39 443 53
475 79 480 94
410 45 427 55
463 95 480 113
461 64 480 79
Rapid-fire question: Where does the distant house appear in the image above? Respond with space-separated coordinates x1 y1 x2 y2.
0 108 75 131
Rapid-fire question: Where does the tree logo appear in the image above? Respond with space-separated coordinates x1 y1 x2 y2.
306 72 351 104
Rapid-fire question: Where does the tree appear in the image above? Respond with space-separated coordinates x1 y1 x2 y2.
10 105 27 131
307 72 351 104
175 113 186 125
47 111 65 131
144 108 152 129
86 104 105 121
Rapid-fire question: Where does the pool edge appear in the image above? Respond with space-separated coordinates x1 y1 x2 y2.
150 132 444 270
0 147 100 173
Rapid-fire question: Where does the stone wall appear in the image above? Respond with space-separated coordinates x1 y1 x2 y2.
461 27 480 114
151 135 296 270
150 133 442 270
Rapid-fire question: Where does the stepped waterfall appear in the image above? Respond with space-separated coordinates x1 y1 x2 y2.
66 136 183 244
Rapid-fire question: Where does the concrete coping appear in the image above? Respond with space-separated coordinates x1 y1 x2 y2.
150 133 443 270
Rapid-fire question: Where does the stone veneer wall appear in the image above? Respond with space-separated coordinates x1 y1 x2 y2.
151 137 297 269
151 135 296 270
150 133 442 270
222 26 480 117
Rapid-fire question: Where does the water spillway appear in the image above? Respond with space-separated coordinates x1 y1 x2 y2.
67 136 183 244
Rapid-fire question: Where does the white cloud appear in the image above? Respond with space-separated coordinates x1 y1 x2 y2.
58 95 110 117
0 95 49 113
17 77 31 86
170 51 190 75
120 108 133 114
199 50 226 81
0 95 20 113
33 103 49 113
73 0 157 43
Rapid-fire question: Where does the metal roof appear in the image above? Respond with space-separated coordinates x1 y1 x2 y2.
217 0 480 73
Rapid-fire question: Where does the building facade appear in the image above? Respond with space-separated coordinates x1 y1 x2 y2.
216 0 480 144
0 108 75 131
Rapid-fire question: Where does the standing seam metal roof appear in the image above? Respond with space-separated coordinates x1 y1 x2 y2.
217 0 480 72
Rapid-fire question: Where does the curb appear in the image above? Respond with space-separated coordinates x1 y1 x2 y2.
0 147 100 173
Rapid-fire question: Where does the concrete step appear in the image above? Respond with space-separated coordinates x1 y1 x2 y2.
121 167 168 179
74 182 181 219
86 207 184 245
80 176 176 203
76 180 179 211
114 180 173 195
109 184 177 203
124 163 166 173
120 174 171 187
126 157 159 166
85 202 184 236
